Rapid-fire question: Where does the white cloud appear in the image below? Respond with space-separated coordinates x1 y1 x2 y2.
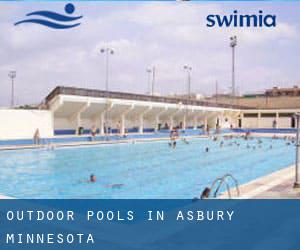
0 2 300 106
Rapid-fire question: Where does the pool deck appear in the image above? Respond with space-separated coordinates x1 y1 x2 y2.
0 134 212 151
0 194 14 199
219 165 300 199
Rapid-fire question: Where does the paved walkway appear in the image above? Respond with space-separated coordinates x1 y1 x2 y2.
220 165 300 199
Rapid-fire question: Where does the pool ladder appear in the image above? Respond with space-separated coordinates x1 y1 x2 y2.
209 173 240 199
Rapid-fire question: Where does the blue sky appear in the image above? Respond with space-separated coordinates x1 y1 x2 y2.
0 1 300 106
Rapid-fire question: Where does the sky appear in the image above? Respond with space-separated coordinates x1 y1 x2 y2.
1 1 300 107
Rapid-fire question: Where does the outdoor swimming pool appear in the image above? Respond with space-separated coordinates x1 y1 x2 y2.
0 136 295 198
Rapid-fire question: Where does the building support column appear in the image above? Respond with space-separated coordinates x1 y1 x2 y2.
169 116 174 130
69 102 90 135
138 114 144 134
120 113 125 135
99 112 105 135
138 107 152 134
204 116 208 131
182 115 186 130
257 112 261 128
155 115 160 132
240 112 244 128
76 113 81 134
154 107 168 132
119 105 134 135
193 116 198 130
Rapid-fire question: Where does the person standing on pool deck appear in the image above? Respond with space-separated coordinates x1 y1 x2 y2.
33 128 41 145
116 121 121 135
272 119 277 129
90 125 97 141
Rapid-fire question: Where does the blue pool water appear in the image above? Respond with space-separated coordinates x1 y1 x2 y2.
0 137 295 199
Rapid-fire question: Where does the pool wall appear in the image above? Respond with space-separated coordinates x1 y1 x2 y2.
0 129 208 147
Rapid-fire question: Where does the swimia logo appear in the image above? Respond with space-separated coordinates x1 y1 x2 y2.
14 3 83 29
206 10 276 28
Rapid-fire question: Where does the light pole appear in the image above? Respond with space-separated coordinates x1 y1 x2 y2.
100 47 114 93
183 65 192 130
230 36 237 98
152 66 156 96
146 68 152 95
183 65 192 102
8 71 16 108
215 80 218 103
146 66 156 95
100 47 114 136
294 113 300 188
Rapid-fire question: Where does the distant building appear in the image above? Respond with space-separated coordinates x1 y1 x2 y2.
265 86 300 97
167 93 204 100
242 93 265 98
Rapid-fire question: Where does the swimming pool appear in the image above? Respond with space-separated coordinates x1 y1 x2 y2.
0 136 295 198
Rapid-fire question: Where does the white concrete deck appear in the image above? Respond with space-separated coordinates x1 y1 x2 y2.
219 165 300 199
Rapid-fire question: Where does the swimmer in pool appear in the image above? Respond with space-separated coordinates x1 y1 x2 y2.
205 147 209 153
182 138 190 144
90 174 96 183
200 187 211 199
106 184 124 189
79 174 96 184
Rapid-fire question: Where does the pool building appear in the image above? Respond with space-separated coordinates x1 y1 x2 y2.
0 86 300 143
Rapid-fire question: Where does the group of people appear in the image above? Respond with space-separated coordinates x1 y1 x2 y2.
209 131 297 154
82 121 127 140
168 128 192 148
86 174 124 189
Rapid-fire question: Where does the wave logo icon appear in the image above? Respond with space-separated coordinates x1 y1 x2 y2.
14 3 82 29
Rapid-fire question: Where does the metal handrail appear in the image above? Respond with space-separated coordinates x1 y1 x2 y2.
209 173 240 198
222 173 240 197
210 177 232 198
